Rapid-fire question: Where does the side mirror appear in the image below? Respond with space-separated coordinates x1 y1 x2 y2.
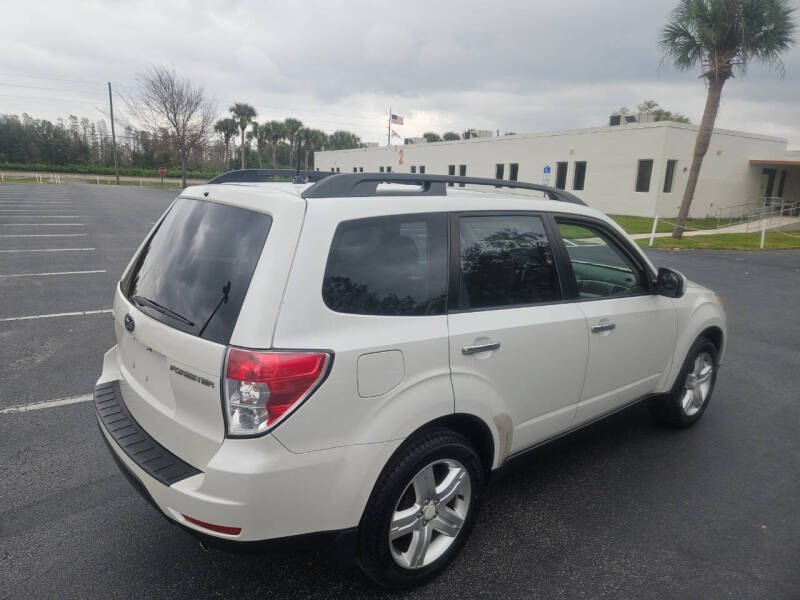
655 267 686 298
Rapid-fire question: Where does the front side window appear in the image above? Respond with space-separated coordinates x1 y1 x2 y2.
323 213 448 316
556 220 646 298
456 215 561 310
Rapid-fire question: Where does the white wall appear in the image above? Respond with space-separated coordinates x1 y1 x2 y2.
315 123 788 218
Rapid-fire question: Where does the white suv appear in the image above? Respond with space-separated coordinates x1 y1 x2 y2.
95 170 726 588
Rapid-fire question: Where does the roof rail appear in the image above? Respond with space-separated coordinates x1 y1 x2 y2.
300 172 586 205
207 169 334 184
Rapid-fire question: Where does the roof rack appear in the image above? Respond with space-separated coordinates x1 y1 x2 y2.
207 169 334 184
300 172 586 205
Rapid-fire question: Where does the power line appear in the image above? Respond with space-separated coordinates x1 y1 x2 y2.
0 82 107 96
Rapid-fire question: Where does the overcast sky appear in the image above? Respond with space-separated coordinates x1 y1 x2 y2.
1 0 798 147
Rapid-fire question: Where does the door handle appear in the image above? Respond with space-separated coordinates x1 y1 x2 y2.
461 341 501 355
591 322 616 333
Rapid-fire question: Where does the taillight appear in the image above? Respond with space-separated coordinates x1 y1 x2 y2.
223 348 330 436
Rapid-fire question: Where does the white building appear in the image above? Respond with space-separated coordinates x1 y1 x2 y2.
315 121 798 218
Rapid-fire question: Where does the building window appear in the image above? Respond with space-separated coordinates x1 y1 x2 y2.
359 167 363 172
495 164 504 187
330 168 335 172
573 161 586 191
387 166 392 173
336 167 340 173
419 166 425 174
353 167 358 172
663 159 677 193
635 159 654 192
411 165 417 173
459 164 466 187
509 163 519 181
555 162 568 190
448 165 455 186
379 166 384 172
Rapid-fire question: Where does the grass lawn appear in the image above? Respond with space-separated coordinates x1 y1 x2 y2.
609 215 738 234
636 231 800 250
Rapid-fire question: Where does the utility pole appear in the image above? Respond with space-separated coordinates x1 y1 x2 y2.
387 107 391 146
108 82 119 185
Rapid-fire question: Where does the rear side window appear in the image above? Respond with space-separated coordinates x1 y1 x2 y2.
456 214 561 310
123 198 271 344
323 213 448 316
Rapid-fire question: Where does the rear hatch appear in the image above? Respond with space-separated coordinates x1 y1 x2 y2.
112 194 274 471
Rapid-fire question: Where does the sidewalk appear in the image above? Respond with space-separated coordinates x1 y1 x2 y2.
628 215 800 239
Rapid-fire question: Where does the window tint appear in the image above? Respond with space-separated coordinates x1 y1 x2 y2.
323 213 448 316
123 198 271 344
556 221 645 298
663 159 676 193
457 215 561 310
635 159 653 192
573 161 586 191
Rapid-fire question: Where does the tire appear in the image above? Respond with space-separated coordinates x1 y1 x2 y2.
356 428 484 588
649 336 718 428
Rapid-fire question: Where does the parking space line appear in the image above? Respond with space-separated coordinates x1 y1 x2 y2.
0 233 87 237
0 247 95 253
0 394 93 415
0 270 106 278
0 309 112 322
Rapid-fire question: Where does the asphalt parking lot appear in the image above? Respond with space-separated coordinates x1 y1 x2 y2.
1 183 798 599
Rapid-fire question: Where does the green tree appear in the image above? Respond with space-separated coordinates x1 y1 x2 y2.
423 131 442 143
230 103 257 170
247 122 270 168
283 118 303 167
262 120 287 168
442 131 460 141
214 117 237 170
300 128 328 169
327 130 361 150
637 100 691 123
660 0 796 238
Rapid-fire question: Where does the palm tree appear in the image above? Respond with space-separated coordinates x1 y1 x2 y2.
300 128 328 169
660 0 796 238
262 120 287 168
214 118 237 170
247 122 269 168
283 118 303 167
230 103 257 170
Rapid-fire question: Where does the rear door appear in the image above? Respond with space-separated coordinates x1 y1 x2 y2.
552 217 676 424
448 213 589 455
114 196 274 470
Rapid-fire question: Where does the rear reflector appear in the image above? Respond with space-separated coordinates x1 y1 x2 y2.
224 349 330 436
182 514 241 536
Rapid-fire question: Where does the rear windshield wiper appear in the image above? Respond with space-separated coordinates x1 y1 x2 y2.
132 295 195 327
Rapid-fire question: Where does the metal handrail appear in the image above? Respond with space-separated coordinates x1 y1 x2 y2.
714 197 800 231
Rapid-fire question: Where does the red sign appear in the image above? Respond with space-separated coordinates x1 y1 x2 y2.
158 167 167 175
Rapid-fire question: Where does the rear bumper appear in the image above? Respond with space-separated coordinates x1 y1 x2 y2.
96 347 402 545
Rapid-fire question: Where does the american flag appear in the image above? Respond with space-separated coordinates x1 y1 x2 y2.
391 129 401 138
391 113 404 125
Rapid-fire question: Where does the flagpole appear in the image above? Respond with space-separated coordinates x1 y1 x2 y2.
387 107 391 146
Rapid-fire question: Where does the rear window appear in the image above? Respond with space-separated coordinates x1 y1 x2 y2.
322 213 448 316
122 198 271 344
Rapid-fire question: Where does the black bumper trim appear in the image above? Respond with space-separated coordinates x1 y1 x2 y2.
94 381 201 486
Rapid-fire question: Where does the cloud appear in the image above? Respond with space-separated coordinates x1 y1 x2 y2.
1 0 798 146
